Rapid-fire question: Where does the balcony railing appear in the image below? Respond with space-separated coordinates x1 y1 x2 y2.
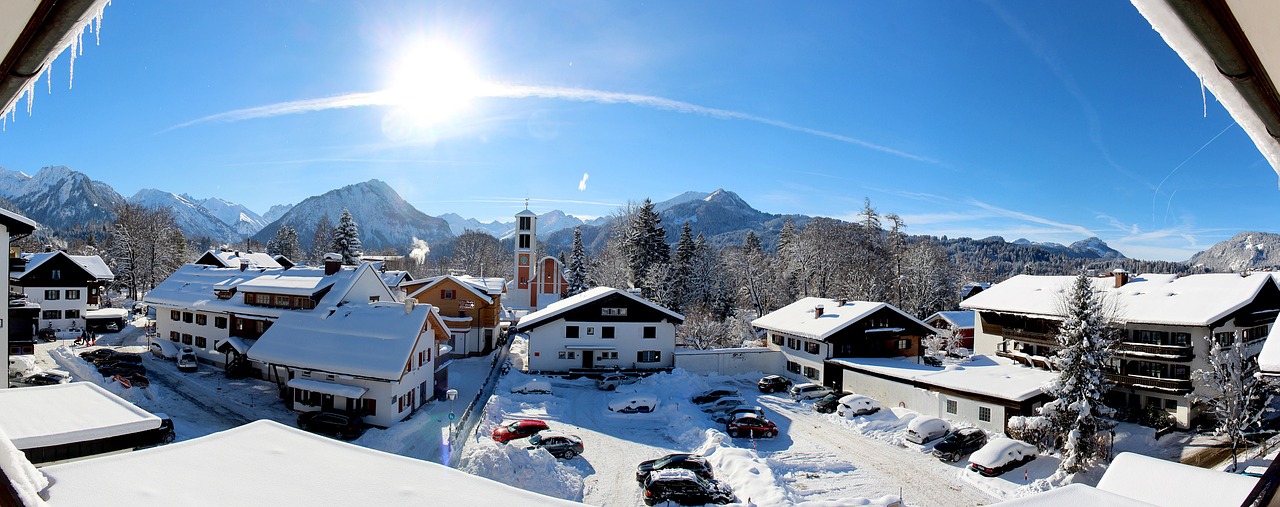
1115 342 1194 361
1000 327 1059 345
1105 372 1193 394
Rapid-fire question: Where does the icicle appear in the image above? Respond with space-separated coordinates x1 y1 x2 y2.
1200 75 1207 118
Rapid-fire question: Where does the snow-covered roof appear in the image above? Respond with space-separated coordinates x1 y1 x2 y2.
517 286 684 330
992 483 1157 507
287 378 368 399
236 274 332 296
0 382 161 449
37 420 583 506
926 310 975 329
19 251 114 281
1095 452 1257 507
248 301 444 381
379 270 412 287
960 273 1274 327
83 308 128 319
143 262 391 319
752 297 936 341
195 249 282 269
0 207 36 235
828 355 1056 402
408 275 495 304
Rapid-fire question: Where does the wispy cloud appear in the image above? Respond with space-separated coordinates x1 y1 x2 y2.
164 82 941 165
965 199 1096 237
578 172 589 191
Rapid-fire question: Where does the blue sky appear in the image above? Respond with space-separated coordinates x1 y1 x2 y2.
0 0 1274 261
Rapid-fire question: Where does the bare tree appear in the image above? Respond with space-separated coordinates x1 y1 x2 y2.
451 230 503 276
1194 332 1274 471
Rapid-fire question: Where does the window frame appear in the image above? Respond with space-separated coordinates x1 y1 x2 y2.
978 406 992 422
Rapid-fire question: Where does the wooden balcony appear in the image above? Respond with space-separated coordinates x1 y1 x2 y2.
1115 342 1194 361
1105 372 1193 394
1000 327 1059 346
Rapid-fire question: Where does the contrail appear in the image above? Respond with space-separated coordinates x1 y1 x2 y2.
164 82 940 165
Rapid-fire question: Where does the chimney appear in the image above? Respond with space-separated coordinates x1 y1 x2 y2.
239 260 249 272
43 244 52 253
324 253 342 276
836 298 847 307
404 298 416 314
1113 269 1129 288
814 304 825 319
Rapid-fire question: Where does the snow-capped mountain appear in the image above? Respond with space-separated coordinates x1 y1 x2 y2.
251 179 453 253
197 197 269 237
442 210 605 239
440 213 510 237
262 203 294 223
1010 237 1123 259
0 166 122 231
1189 232 1280 271
129 189 240 241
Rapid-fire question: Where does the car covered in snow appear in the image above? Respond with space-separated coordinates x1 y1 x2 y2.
18 370 71 386
149 338 180 359
968 438 1037 477
609 394 659 413
177 347 199 373
528 431 584 459
635 453 714 483
692 388 741 405
789 382 832 400
492 419 550 443
905 416 952 444
699 396 747 413
510 378 552 394
932 427 987 463
596 373 638 391
813 391 850 414
297 411 365 440
726 415 778 438
757 375 793 393
8 355 36 379
710 405 765 423
836 394 882 418
641 469 734 506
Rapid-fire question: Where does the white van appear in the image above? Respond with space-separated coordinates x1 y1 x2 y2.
8 355 36 379
836 394 882 418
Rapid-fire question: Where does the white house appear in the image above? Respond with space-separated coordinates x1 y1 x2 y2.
192 249 283 270
517 287 683 372
12 250 114 331
962 271 1280 428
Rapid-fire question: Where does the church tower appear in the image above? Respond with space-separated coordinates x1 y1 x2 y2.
514 205 538 308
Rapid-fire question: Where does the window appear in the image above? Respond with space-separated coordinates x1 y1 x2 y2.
602 326 615 339
65 289 80 300
786 337 798 350
643 326 656 339
441 289 455 300
44 290 60 301
566 326 579 338
772 334 783 346
518 216 532 231
170 331 179 342
182 334 193 345
196 314 207 326
171 310 181 321
558 351 567 359
599 351 618 360
803 366 819 380
786 361 801 374
275 295 290 307
50 269 61 280
214 316 227 329
361 399 377 416
804 341 821 354
64 309 80 319
978 407 991 422
1171 332 1191 347
637 350 661 363
369 296 380 303
518 234 531 249
1242 325 1269 343
567 351 576 359
897 339 910 350
42 310 61 320
587 327 595 336
601 307 628 316
1214 332 1235 346
195 336 207 348
1165 399 1178 410
946 400 958 414
183 312 194 323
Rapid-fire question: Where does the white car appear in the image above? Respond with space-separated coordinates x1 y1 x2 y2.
177 347 199 373
905 416 952 444
968 438 1037 477
8 355 36 379
836 394 882 418
608 394 659 413
789 382 832 400
699 396 748 413
511 379 553 394
596 374 637 391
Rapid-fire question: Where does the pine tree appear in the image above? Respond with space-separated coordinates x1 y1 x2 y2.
625 198 668 292
309 215 333 263
1038 273 1118 474
669 222 697 312
267 225 302 261
331 209 364 265
1194 332 1273 471
566 226 591 296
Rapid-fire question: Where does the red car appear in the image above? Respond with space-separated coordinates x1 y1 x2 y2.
726 415 778 438
492 419 550 443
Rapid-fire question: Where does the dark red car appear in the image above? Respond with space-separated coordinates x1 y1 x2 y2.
492 419 550 443
726 415 778 438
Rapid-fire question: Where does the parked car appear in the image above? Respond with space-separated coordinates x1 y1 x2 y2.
726 415 778 438
922 355 943 367
511 379 552 394
111 353 144 365
297 411 365 440
492 419 550 443
968 438 1037 477
699 396 748 413
8 355 36 379
905 416 952 445
710 405 765 423
932 427 988 463
596 374 637 391
609 395 659 413
101 361 146 377
813 391 849 414
149 338 180 359
836 394 882 418
177 348 199 373
528 432 584 459
789 383 832 400
635 453 714 483
641 469 734 506
80 348 117 363
692 388 741 405
19 371 70 386
757 375 792 393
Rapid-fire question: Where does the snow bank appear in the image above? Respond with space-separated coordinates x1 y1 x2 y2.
48 346 156 405
456 430 586 501
826 407 919 447
509 334 529 371
0 426 48 507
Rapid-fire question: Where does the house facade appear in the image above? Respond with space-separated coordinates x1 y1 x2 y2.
924 310 976 351
403 274 506 357
962 271 1280 428
0 209 36 380
12 250 113 331
517 287 683 372
752 297 937 386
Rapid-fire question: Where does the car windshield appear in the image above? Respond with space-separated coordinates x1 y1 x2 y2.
653 454 687 468
529 434 544 445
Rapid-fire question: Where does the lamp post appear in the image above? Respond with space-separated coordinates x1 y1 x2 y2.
446 388 459 442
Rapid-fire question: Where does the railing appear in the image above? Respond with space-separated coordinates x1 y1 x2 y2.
1000 327 1059 345
1115 342 1194 361
1105 372 1193 393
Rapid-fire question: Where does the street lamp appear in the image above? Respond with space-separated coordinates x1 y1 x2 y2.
446 388 459 441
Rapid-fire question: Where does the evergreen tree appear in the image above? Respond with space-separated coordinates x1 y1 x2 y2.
267 225 302 261
1039 273 1118 474
309 215 333 263
669 222 698 312
1194 332 1274 471
331 209 364 264
566 226 591 296
625 198 668 292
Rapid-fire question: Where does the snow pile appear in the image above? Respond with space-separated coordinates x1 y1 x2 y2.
827 407 919 447
696 431 791 506
456 431 586 501
48 345 155 404
0 426 48 507
509 334 528 371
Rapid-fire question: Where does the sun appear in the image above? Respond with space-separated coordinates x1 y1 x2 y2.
384 42 482 126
